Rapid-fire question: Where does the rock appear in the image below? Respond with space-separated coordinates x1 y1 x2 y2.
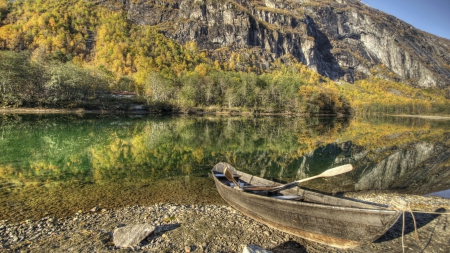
113 224 156 248
90 207 98 212
184 245 191 252
121 0 450 88
242 245 273 253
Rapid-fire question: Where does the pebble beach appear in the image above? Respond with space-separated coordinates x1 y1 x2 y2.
1 192 449 253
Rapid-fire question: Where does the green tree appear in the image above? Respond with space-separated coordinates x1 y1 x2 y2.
0 51 45 106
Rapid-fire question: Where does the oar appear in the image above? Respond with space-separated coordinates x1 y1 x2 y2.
243 164 354 192
224 167 241 189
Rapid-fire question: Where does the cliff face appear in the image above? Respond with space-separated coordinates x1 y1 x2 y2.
120 0 450 87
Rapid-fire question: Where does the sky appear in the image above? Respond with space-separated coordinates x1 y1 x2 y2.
361 0 450 40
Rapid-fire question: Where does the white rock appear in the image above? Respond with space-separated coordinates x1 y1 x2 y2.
242 244 273 253
113 224 155 248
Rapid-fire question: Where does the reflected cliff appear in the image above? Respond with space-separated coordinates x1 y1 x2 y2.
0 114 449 221
1 114 449 194
264 117 450 195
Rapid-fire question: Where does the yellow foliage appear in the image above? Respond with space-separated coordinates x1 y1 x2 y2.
192 147 204 163
228 60 236 71
195 63 207 77
0 0 208 81
338 77 446 115
0 0 8 9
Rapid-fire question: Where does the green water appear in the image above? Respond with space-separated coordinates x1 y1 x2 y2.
1 114 449 221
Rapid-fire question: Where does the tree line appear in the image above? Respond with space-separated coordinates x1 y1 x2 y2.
340 76 450 115
0 50 350 114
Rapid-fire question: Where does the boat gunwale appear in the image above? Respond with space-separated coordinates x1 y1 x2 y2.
212 169 397 214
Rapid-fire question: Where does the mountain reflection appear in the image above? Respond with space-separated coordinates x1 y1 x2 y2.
1 114 449 197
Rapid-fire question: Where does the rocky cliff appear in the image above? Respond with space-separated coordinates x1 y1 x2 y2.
118 0 450 87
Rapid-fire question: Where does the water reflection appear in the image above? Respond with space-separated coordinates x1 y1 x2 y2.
0 114 449 221
427 189 450 198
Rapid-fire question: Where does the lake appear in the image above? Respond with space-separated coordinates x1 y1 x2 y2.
1 114 449 222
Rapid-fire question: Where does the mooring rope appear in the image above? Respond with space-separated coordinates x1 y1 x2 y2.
389 196 450 253
411 210 450 215
390 196 419 253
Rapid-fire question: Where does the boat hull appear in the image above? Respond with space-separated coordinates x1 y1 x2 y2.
212 163 400 249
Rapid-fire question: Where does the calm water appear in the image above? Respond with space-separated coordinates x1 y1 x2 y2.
1 114 449 221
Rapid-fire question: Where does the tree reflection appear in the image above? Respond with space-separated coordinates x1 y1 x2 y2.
0 115 449 195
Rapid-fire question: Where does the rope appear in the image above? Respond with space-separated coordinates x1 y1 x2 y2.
390 196 419 253
390 196 450 253
389 196 450 253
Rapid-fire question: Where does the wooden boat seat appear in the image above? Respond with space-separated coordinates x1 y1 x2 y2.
213 172 241 178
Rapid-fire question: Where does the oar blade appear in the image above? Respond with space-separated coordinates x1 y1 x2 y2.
320 164 353 178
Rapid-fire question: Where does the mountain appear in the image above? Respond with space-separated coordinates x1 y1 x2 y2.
0 0 449 113
118 0 449 87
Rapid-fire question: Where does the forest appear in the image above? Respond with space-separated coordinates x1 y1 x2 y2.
0 0 449 115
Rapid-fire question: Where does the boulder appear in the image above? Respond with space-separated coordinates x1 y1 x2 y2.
113 224 156 248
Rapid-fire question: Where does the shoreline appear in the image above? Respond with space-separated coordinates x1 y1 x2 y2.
3 108 450 119
0 108 87 114
1 192 448 252
0 108 159 115
392 114 450 120
0 107 334 117
5 108 450 120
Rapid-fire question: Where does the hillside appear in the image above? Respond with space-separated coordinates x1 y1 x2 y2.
123 0 450 87
0 0 449 114
2 0 450 86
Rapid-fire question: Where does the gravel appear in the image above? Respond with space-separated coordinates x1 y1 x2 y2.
1 192 448 253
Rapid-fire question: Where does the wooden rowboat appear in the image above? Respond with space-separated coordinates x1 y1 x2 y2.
212 162 401 249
